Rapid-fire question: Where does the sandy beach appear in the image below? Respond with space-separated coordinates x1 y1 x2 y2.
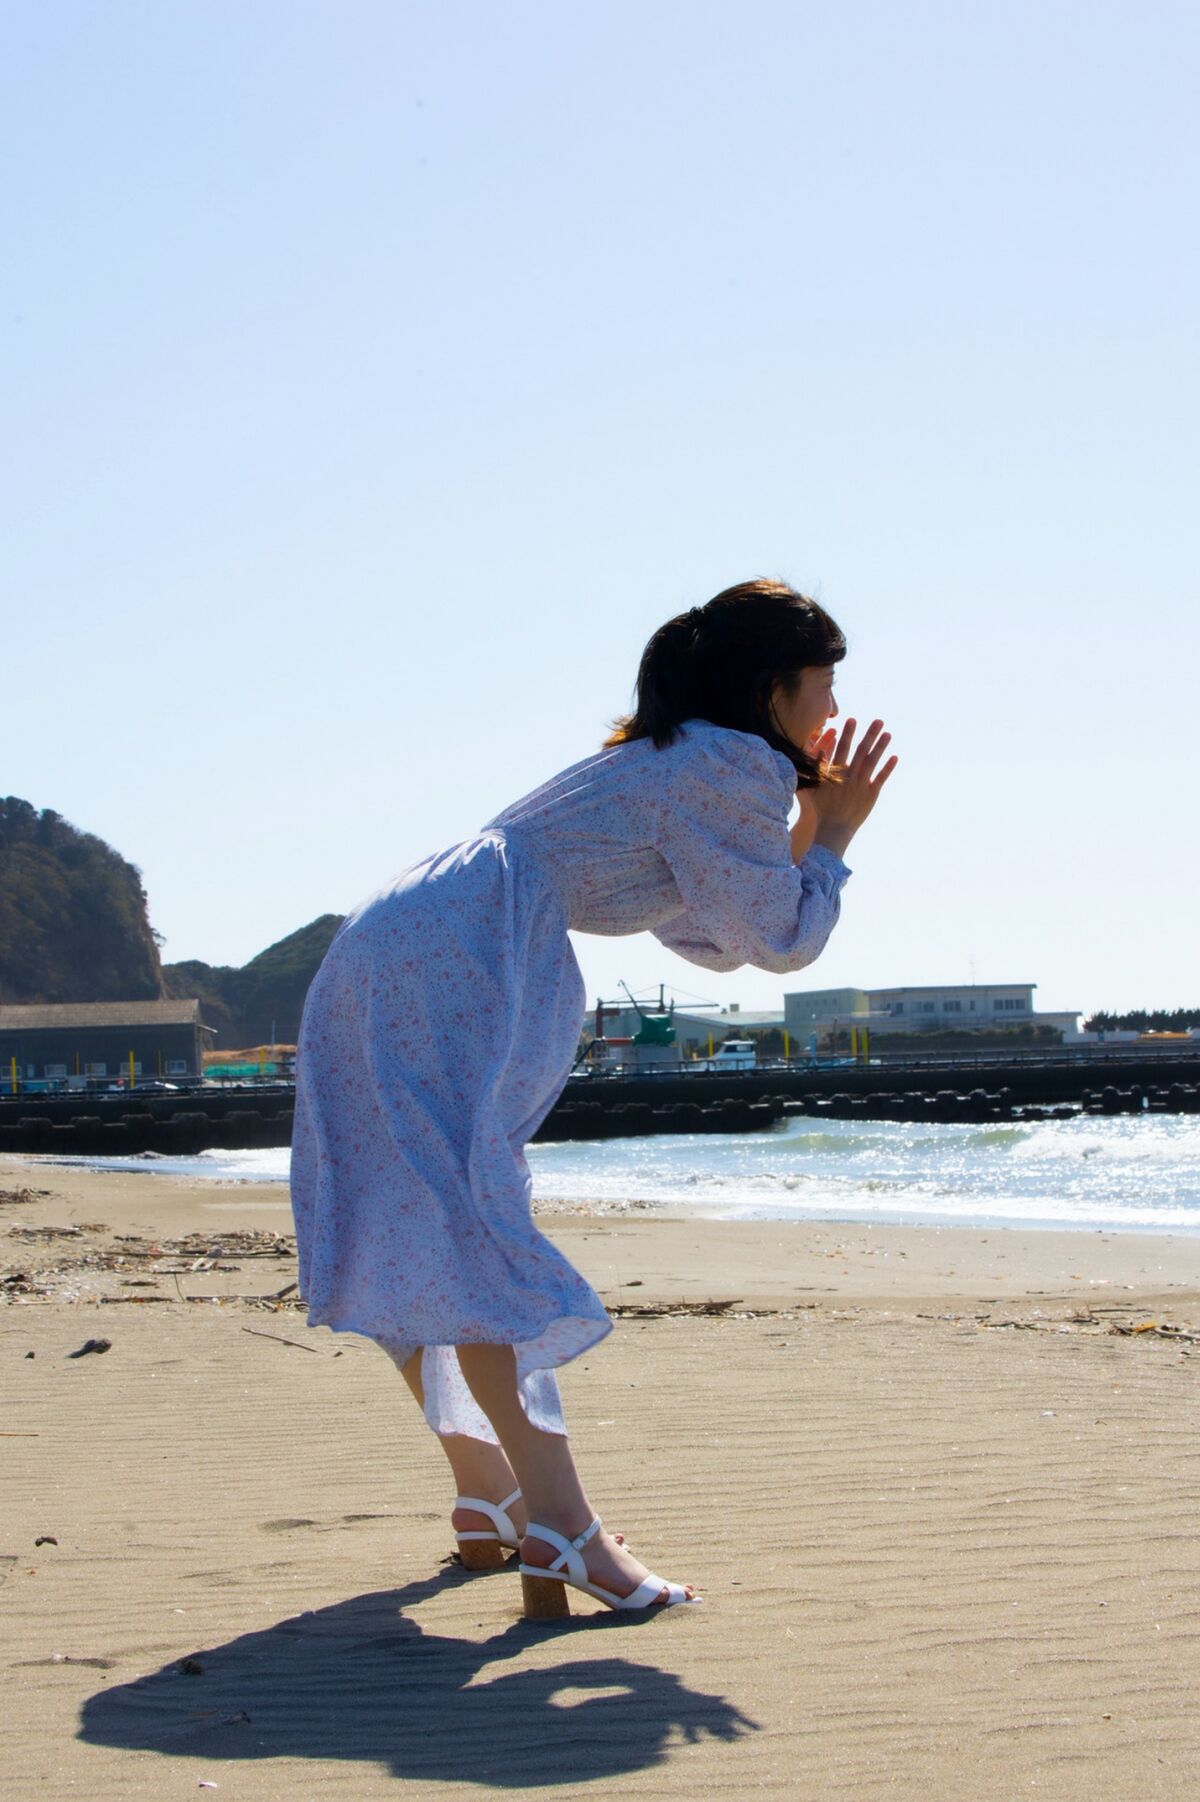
4 1156 1200 1801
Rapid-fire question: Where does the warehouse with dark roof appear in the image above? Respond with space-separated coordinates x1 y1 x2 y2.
0 1000 213 1090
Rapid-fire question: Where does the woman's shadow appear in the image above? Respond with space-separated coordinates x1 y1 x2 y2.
79 1566 757 1787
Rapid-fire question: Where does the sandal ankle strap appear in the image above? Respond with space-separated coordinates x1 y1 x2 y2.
525 1515 602 1579
568 1516 603 1554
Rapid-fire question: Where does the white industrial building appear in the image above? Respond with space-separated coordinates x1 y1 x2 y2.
784 982 1081 1041
783 987 870 1031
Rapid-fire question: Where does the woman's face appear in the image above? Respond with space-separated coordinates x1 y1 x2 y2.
770 665 839 752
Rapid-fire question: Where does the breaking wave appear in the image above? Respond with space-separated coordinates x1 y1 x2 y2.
34 1115 1200 1234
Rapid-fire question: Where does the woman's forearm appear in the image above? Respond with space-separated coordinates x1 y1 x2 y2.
789 802 818 865
792 795 854 865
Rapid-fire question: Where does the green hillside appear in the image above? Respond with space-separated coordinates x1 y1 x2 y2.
0 797 163 1003
0 793 341 1041
163 914 343 1045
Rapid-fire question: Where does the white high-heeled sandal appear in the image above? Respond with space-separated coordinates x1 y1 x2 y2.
519 1516 700 1615
454 1486 522 1571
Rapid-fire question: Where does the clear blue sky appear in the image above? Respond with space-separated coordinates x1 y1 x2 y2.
4 2 1197 1020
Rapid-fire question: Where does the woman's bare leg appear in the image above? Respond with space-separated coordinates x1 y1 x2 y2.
398 1349 527 1542
455 1343 692 1602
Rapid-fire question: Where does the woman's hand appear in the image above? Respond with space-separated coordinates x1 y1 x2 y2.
802 718 897 862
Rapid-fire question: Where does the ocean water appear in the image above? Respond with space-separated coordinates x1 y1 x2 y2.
38 1113 1200 1235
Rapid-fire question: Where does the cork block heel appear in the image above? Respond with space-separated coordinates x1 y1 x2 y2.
458 1539 508 1572
521 1569 572 1619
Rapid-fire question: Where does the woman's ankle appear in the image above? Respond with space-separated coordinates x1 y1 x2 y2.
520 1504 597 1547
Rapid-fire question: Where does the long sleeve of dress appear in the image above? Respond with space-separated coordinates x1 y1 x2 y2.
650 728 851 974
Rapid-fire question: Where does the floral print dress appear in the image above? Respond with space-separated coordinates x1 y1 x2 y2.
290 721 851 1440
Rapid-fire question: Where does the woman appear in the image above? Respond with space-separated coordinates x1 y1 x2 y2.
291 578 897 1613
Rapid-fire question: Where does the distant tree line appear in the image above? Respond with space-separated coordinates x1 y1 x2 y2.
832 1024 1063 1051
1083 1008 1200 1032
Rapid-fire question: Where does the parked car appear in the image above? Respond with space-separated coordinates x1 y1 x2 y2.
690 1038 758 1073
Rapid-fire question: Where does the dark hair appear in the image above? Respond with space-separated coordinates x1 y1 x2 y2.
604 578 847 787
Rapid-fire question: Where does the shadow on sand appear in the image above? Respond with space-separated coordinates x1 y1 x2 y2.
78 1566 757 1788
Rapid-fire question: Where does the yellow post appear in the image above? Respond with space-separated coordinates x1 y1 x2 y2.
9 1056 17 1095
849 1026 858 1060
129 1050 136 1087
783 1029 790 1059
707 1034 714 1057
